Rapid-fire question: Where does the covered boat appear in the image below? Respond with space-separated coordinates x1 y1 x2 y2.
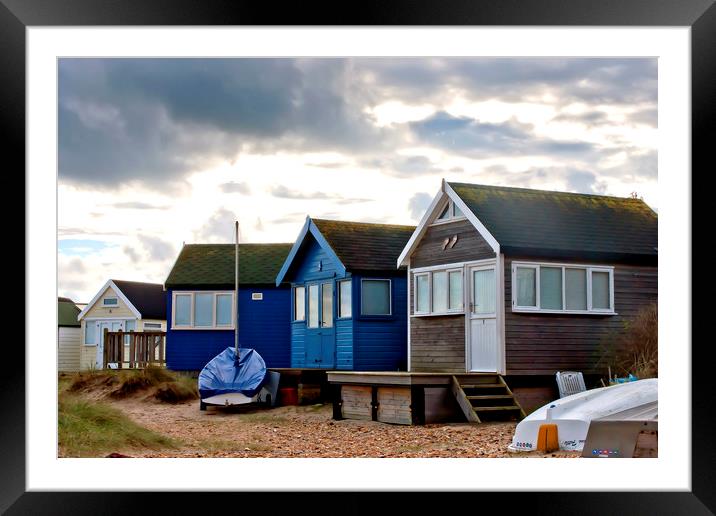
198 347 268 408
508 378 657 452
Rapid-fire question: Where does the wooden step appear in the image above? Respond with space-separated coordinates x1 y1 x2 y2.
467 394 513 400
461 383 505 389
472 405 522 412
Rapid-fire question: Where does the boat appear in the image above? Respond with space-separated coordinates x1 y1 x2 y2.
508 378 657 452
198 346 278 409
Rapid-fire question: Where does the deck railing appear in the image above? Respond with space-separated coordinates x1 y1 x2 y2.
103 330 166 369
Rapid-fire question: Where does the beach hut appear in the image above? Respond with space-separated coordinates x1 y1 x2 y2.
275 217 415 371
164 243 292 371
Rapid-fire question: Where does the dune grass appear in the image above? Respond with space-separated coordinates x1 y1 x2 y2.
67 366 198 403
58 393 176 457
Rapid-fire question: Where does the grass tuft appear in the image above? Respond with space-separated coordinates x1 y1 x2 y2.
58 394 176 457
154 377 198 404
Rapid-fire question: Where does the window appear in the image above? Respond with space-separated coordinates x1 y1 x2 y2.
144 322 162 329
103 297 118 306
415 274 430 314
361 279 391 316
293 286 305 321
512 262 615 314
172 291 236 329
174 294 192 326
413 268 463 315
308 284 319 328
216 294 233 326
85 321 96 345
124 320 136 346
472 268 495 314
322 282 334 328
433 199 467 224
338 280 352 318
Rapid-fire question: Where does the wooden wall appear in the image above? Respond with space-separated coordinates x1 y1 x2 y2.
504 256 658 375
58 327 81 372
411 219 495 268
409 219 494 372
83 285 135 319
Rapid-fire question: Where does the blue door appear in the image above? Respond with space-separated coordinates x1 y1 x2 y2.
305 281 336 368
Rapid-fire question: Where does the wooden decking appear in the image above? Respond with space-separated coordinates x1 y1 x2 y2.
327 371 526 425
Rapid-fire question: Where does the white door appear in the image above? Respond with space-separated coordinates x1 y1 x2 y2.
95 320 123 368
469 265 498 372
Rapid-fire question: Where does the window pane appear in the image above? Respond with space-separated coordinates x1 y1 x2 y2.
453 203 464 218
362 280 391 315
565 268 587 310
416 275 429 313
322 282 333 328
194 293 213 327
432 271 448 312
294 286 305 321
449 271 463 310
175 295 191 326
339 280 352 318
516 267 536 307
592 271 610 309
103 298 118 306
85 322 96 344
540 267 563 310
123 320 135 345
473 268 495 314
437 203 450 220
308 285 319 328
216 294 233 326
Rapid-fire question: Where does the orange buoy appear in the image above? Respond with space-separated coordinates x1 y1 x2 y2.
536 423 559 452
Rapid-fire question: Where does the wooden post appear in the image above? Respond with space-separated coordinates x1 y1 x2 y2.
102 328 109 369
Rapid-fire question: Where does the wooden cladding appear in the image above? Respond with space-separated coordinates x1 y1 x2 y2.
410 315 466 373
504 257 657 375
103 330 166 369
411 219 495 269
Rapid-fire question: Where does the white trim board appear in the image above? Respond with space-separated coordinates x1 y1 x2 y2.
397 179 501 267
76 279 142 321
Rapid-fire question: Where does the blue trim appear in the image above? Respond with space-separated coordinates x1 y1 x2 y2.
275 217 347 286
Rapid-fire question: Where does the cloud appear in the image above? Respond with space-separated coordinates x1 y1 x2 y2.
361 155 442 178
408 192 433 220
109 201 170 210
137 235 176 262
123 245 142 263
219 181 251 194
409 111 594 158
194 207 239 243
58 58 394 188
269 185 372 203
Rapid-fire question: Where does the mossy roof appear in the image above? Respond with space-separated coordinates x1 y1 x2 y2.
165 243 293 288
311 218 416 271
449 182 658 258
58 298 81 327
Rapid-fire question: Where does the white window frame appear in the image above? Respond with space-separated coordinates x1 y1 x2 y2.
293 286 306 322
171 291 236 329
412 267 464 316
430 198 468 226
337 279 352 319
360 278 392 316
511 261 616 315
143 322 162 329
102 297 118 306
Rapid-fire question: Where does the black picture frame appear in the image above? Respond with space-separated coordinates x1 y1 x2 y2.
5 0 710 513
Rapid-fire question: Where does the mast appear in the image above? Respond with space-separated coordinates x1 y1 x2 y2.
235 220 239 359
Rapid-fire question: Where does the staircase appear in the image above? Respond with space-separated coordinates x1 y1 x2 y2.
450 374 526 423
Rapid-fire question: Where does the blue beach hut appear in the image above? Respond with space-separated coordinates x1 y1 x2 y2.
164 243 292 371
275 217 415 371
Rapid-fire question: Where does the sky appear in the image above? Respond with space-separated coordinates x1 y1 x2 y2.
58 57 657 303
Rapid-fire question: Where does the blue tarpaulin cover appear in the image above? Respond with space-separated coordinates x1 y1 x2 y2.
198 347 267 399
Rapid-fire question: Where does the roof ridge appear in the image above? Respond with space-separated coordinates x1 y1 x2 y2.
312 217 416 229
184 242 293 246
111 279 164 287
448 181 647 202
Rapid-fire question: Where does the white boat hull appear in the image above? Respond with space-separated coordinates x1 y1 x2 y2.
508 378 658 452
